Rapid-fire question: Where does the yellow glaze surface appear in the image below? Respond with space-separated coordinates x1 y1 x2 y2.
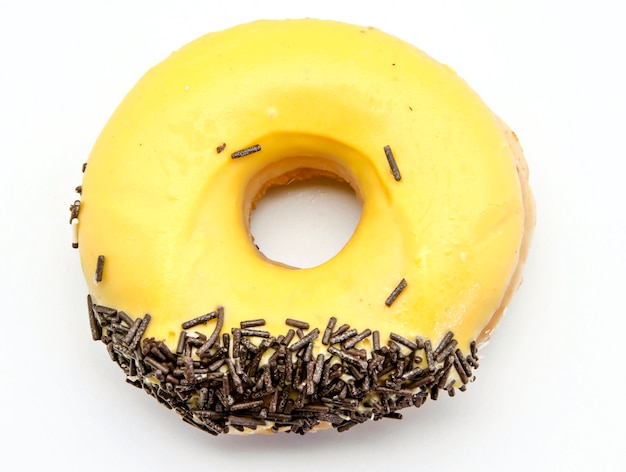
78 19 525 352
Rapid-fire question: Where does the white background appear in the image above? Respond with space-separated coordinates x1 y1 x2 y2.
1 0 625 470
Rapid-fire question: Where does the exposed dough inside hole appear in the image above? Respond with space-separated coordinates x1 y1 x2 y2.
246 160 363 269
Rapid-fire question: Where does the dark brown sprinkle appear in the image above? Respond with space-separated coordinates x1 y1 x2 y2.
239 337 258 355
112 343 134 359
337 421 359 433
123 318 142 345
322 317 337 345
128 314 151 351
345 348 366 360
435 339 458 363
185 335 204 348
406 375 436 390
75 185 82 194
181 311 217 330
285 318 309 330
329 329 357 345
445 379 456 397
282 329 295 346
176 331 187 355
209 358 225 372
228 415 266 427
156 341 176 364
231 328 242 359
230 400 265 411
69 200 81 223
312 354 325 384
93 304 116 315
196 306 224 356
216 143 226 153
433 331 454 358
383 145 402 181
231 144 261 159
375 386 414 396
116 311 132 325
166 374 179 386
82 162 87 172
240 329 270 338
385 279 408 308
343 329 372 349
389 332 419 351
305 362 316 394
144 357 170 375
470 340 479 361
401 367 424 380
373 331 381 351
424 339 435 372
453 354 469 385
303 343 314 363
182 357 195 382
288 328 319 352
327 346 367 370
455 348 473 378
437 361 454 389
94 255 105 283
86 295 101 341
240 319 266 328
466 355 479 369
226 359 244 394
86 298 481 435
331 324 350 340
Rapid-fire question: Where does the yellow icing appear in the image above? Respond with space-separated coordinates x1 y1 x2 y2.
78 19 525 352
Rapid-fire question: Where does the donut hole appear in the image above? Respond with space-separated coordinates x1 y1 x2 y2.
248 167 362 269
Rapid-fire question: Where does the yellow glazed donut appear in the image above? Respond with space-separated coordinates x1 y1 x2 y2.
71 19 534 435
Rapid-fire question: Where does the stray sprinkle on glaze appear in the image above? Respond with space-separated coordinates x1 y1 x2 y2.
94 255 105 283
231 144 261 159
383 145 402 181
385 278 407 306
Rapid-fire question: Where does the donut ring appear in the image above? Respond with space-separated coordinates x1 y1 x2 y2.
71 19 534 435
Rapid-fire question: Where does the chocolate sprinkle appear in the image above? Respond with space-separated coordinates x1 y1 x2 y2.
86 295 101 341
86 302 479 435
343 329 372 350
385 278 407 306
182 311 218 330
216 143 226 153
94 255 105 283
383 145 402 181
231 144 261 159
329 329 357 345
390 332 419 351
288 328 320 352
286 318 310 330
424 340 435 372
373 331 381 351
196 306 224 356
322 317 337 345
241 319 266 328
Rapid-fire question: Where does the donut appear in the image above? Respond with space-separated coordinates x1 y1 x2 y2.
70 19 534 435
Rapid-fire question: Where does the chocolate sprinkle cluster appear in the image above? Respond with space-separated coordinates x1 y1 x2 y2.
87 295 479 435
